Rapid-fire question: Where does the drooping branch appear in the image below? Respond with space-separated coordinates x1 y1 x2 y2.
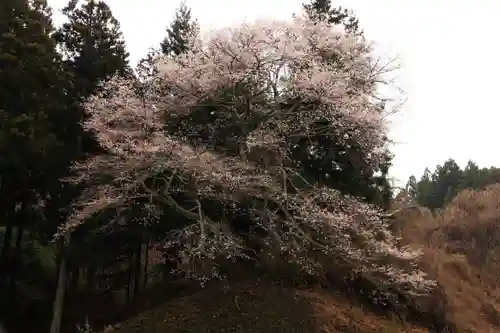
60 11 435 298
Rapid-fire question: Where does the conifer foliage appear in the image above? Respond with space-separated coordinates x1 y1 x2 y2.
160 1 199 58
55 0 130 99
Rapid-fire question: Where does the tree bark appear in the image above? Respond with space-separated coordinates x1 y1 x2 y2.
13 224 24 256
1 224 13 283
49 232 70 333
8 222 25 294
0 199 15 280
133 240 142 300
143 236 149 289
86 263 95 292
68 266 80 298
126 253 133 303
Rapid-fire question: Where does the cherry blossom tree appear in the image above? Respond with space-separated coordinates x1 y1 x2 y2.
58 13 435 297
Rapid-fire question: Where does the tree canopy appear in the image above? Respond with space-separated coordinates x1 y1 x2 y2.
62 13 433 298
405 158 500 209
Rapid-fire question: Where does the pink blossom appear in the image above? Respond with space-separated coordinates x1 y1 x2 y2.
62 11 434 298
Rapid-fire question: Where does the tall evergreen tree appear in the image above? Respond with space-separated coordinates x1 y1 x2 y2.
416 168 435 208
137 1 198 82
49 0 132 217
303 0 362 34
55 0 130 99
48 3 131 332
0 0 69 326
405 175 418 200
405 175 417 199
49 0 131 167
462 160 480 189
0 0 62 268
412 159 500 210
46 0 131 251
298 0 393 208
435 159 462 206
159 1 198 57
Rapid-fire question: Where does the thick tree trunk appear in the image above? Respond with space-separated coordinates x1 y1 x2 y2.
13 224 23 255
68 266 80 297
126 254 133 303
86 263 95 292
49 232 70 333
0 198 15 279
84 263 96 312
8 222 24 294
2 201 24 289
163 258 168 282
133 241 142 300
1 224 13 281
143 236 149 289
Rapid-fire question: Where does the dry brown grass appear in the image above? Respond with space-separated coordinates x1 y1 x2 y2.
107 185 500 333
393 184 500 332
106 278 427 333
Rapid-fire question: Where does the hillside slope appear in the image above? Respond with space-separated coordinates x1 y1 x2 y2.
105 278 427 333
105 185 500 333
393 184 500 332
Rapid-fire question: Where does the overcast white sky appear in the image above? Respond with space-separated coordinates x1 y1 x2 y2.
48 0 500 186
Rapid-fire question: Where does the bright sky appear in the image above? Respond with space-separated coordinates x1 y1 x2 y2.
48 0 500 186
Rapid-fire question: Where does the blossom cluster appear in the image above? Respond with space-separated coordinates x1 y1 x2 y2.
61 12 435 298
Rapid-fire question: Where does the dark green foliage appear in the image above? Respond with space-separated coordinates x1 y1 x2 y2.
26 3 134 331
48 0 131 209
48 0 131 166
0 0 65 183
292 0 393 208
407 158 500 209
41 0 131 247
303 0 362 34
0 0 66 247
288 112 394 208
159 1 198 58
405 175 418 200
0 0 135 331
137 1 198 83
0 2 71 329
55 0 130 99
